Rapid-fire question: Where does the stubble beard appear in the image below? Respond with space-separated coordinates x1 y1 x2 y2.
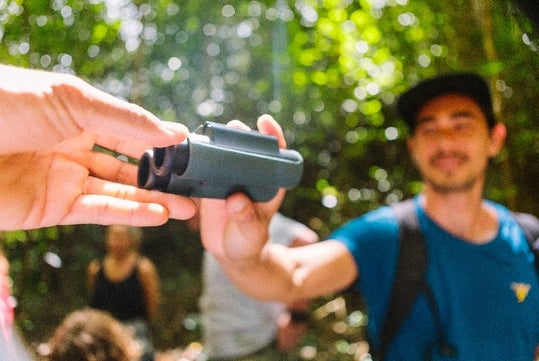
423 174 479 195
420 151 484 194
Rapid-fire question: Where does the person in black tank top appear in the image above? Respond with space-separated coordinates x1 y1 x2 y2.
90 259 147 321
87 225 161 361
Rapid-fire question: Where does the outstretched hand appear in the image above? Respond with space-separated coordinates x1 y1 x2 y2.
199 115 286 261
0 65 196 230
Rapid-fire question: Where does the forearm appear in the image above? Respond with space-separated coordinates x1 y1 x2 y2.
139 260 161 321
216 243 302 303
145 281 160 321
219 240 358 304
146 296 160 321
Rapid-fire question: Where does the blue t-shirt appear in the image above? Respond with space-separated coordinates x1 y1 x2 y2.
330 196 539 361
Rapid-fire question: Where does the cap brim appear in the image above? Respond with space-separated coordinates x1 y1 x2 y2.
397 72 494 129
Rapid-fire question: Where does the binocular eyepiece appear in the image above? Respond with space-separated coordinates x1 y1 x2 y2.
137 122 303 202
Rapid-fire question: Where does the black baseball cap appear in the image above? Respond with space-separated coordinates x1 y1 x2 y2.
397 72 496 131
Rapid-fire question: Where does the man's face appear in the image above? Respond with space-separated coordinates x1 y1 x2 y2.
407 93 505 194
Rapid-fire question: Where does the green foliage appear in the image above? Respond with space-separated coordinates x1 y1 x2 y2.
1 0 538 359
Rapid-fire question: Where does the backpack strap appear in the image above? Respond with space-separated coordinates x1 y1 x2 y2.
377 199 427 359
376 199 457 360
512 212 539 271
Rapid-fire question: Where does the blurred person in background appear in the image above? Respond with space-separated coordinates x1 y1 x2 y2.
199 213 319 361
46 308 140 361
88 225 160 361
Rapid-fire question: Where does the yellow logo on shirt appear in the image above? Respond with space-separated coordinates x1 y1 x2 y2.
511 282 531 303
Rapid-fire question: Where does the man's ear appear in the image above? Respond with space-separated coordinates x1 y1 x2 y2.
489 123 507 157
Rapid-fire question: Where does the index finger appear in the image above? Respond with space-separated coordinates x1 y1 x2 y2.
55 76 189 149
92 121 186 161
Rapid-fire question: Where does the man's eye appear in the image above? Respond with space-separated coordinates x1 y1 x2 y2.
454 121 472 131
419 125 437 135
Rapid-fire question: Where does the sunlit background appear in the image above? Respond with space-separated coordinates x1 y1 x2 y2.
1 0 538 359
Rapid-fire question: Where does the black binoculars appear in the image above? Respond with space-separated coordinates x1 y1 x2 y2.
137 122 303 202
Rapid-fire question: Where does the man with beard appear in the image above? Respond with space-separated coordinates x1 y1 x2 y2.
199 73 539 361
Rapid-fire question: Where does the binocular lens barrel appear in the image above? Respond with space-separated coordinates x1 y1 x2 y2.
137 122 303 201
